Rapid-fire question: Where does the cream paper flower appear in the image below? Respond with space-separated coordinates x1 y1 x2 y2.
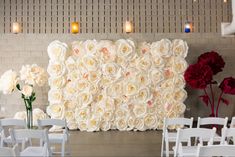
77 91 93 107
84 39 97 54
33 108 47 126
136 72 151 87
100 121 111 131
152 54 165 68
102 110 114 121
159 79 174 89
116 39 135 59
134 118 146 131
116 118 128 131
82 55 99 71
127 116 136 131
133 105 147 118
75 108 90 121
137 42 151 56
65 56 77 72
115 56 128 68
67 70 81 82
87 116 100 132
135 88 151 103
48 89 63 104
144 114 157 129
172 39 188 58
14 111 26 119
137 55 152 71
76 79 90 92
64 100 77 110
97 40 116 63
49 76 66 89
71 41 85 57
47 40 68 61
64 82 77 100
125 82 139 96
47 61 66 77
102 63 122 80
150 69 164 85
115 108 128 118
65 110 75 122
173 57 188 74
77 120 88 131
47 103 65 119
107 81 123 98
172 88 187 102
21 85 33 97
88 70 101 83
173 75 186 89
163 68 175 79
151 39 172 57
67 120 78 130
0 70 18 94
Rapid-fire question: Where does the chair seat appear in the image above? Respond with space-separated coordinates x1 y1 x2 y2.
48 133 67 143
3 136 28 144
173 146 198 157
20 147 47 157
214 133 221 141
167 133 189 142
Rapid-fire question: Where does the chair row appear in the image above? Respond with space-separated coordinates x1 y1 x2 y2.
161 117 234 157
0 118 69 157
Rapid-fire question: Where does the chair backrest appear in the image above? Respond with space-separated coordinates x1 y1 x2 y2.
230 117 235 128
163 117 193 132
37 119 66 128
9 128 51 155
221 127 235 144
197 117 228 128
0 144 19 157
0 119 26 128
174 128 216 157
196 145 235 157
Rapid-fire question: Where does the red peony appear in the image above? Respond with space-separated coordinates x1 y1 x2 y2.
197 51 225 75
184 63 213 89
219 77 235 95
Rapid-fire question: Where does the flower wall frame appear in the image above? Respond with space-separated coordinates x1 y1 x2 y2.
47 39 188 131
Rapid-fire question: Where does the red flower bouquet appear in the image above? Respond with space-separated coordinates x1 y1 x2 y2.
184 51 235 117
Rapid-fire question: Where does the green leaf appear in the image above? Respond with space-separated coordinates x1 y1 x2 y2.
31 97 36 102
16 84 21 91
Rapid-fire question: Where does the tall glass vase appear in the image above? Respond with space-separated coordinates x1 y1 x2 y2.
24 99 33 129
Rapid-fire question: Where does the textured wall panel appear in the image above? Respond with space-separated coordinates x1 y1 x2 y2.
0 0 232 34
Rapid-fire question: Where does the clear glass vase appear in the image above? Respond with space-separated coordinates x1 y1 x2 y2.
26 108 33 129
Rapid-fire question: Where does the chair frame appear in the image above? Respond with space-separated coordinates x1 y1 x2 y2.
161 117 193 157
0 144 19 157
196 144 235 157
221 127 235 145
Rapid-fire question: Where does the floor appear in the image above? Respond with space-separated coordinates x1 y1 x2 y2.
55 130 162 157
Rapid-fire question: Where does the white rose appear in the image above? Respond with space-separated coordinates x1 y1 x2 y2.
65 110 75 121
0 70 18 94
173 88 187 102
144 114 157 129
77 120 88 131
75 108 90 121
135 88 151 103
173 75 186 88
107 81 123 98
125 82 139 96
152 54 165 68
115 56 128 68
116 39 135 59
47 40 68 61
47 61 66 77
116 118 128 131
64 100 77 110
97 40 116 63
14 111 26 119
20 65 34 85
173 57 188 74
151 39 172 57
84 40 97 54
150 69 164 85
77 91 93 107
100 121 111 131
67 70 81 82
33 108 47 126
134 118 146 131
72 41 85 57
136 72 151 87
137 42 151 56
48 89 63 104
102 110 114 121
137 55 152 71
65 56 77 72
172 39 188 58
102 63 122 80
127 116 136 131
88 70 101 83
133 105 147 118
48 76 66 89
35 72 47 87
160 79 174 89
67 120 78 130
64 82 77 100
82 55 99 71
46 103 65 119
21 85 33 97
87 117 100 132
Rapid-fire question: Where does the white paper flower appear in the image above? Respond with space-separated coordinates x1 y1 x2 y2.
127 116 136 131
136 72 151 87
67 120 78 130
0 70 18 94
173 57 188 74
75 108 90 121
173 75 186 89
133 105 147 118
144 114 157 129
84 39 97 54
97 40 116 62
137 42 151 56
64 100 77 110
172 88 187 102
102 63 122 80
71 41 85 57
100 121 111 131
77 120 88 131
88 70 101 83
47 103 65 119
47 40 68 61
48 89 63 104
87 116 100 132
14 111 26 119
102 110 114 121
134 118 146 131
137 55 152 71
116 118 128 131
107 81 123 98
125 82 139 96
82 55 99 71
152 54 165 68
33 108 47 126
151 39 172 57
65 56 77 72
49 76 66 89
163 68 175 79
150 69 164 85
64 82 77 100
65 110 75 122
77 91 93 107
116 39 135 59
21 85 33 97
172 39 188 58
135 88 151 103
47 61 66 77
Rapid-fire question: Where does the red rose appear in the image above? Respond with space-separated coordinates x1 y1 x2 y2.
219 77 235 95
197 51 225 75
184 63 213 89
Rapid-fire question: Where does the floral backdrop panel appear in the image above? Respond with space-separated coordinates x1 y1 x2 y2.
46 39 188 132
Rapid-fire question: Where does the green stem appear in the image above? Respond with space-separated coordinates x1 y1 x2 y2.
203 88 214 116
216 91 224 117
209 84 215 116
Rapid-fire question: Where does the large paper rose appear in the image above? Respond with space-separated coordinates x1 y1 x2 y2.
219 77 235 95
0 70 18 94
125 82 139 96
47 61 66 77
184 63 213 89
173 57 188 74
137 42 151 56
67 120 78 130
82 55 99 71
75 108 90 121
87 117 100 132
144 114 157 129
102 63 122 80
198 51 225 75
71 41 85 57
133 105 147 118
64 82 77 100
172 39 188 58
64 100 77 110
14 111 26 119
47 40 68 61
77 91 93 107
152 54 165 68
137 55 152 71
150 69 164 85
65 56 77 72
33 108 47 125
84 40 98 54
77 121 88 131
136 72 151 87
49 76 66 89
97 40 116 62
21 85 33 97
47 103 65 119
135 88 151 103
116 118 128 131
107 81 123 98
116 39 135 59
100 121 111 131
151 39 172 57
48 89 63 104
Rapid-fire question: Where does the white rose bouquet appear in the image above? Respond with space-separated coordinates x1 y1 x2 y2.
0 64 47 128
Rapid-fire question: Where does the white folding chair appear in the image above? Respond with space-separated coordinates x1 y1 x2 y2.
174 128 216 157
230 117 235 128
221 127 235 145
161 117 193 157
10 128 51 157
197 117 228 142
0 119 27 148
196 144 235 157
0 144 19 157
37 119 69 157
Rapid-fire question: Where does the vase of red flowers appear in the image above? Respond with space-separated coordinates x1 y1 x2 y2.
184 51 235 117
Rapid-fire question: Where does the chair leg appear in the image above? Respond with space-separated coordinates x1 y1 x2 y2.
161 137 164 157
165 140 169 157
61 141 65 157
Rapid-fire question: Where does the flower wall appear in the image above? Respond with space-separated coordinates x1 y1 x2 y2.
46 39 188 131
